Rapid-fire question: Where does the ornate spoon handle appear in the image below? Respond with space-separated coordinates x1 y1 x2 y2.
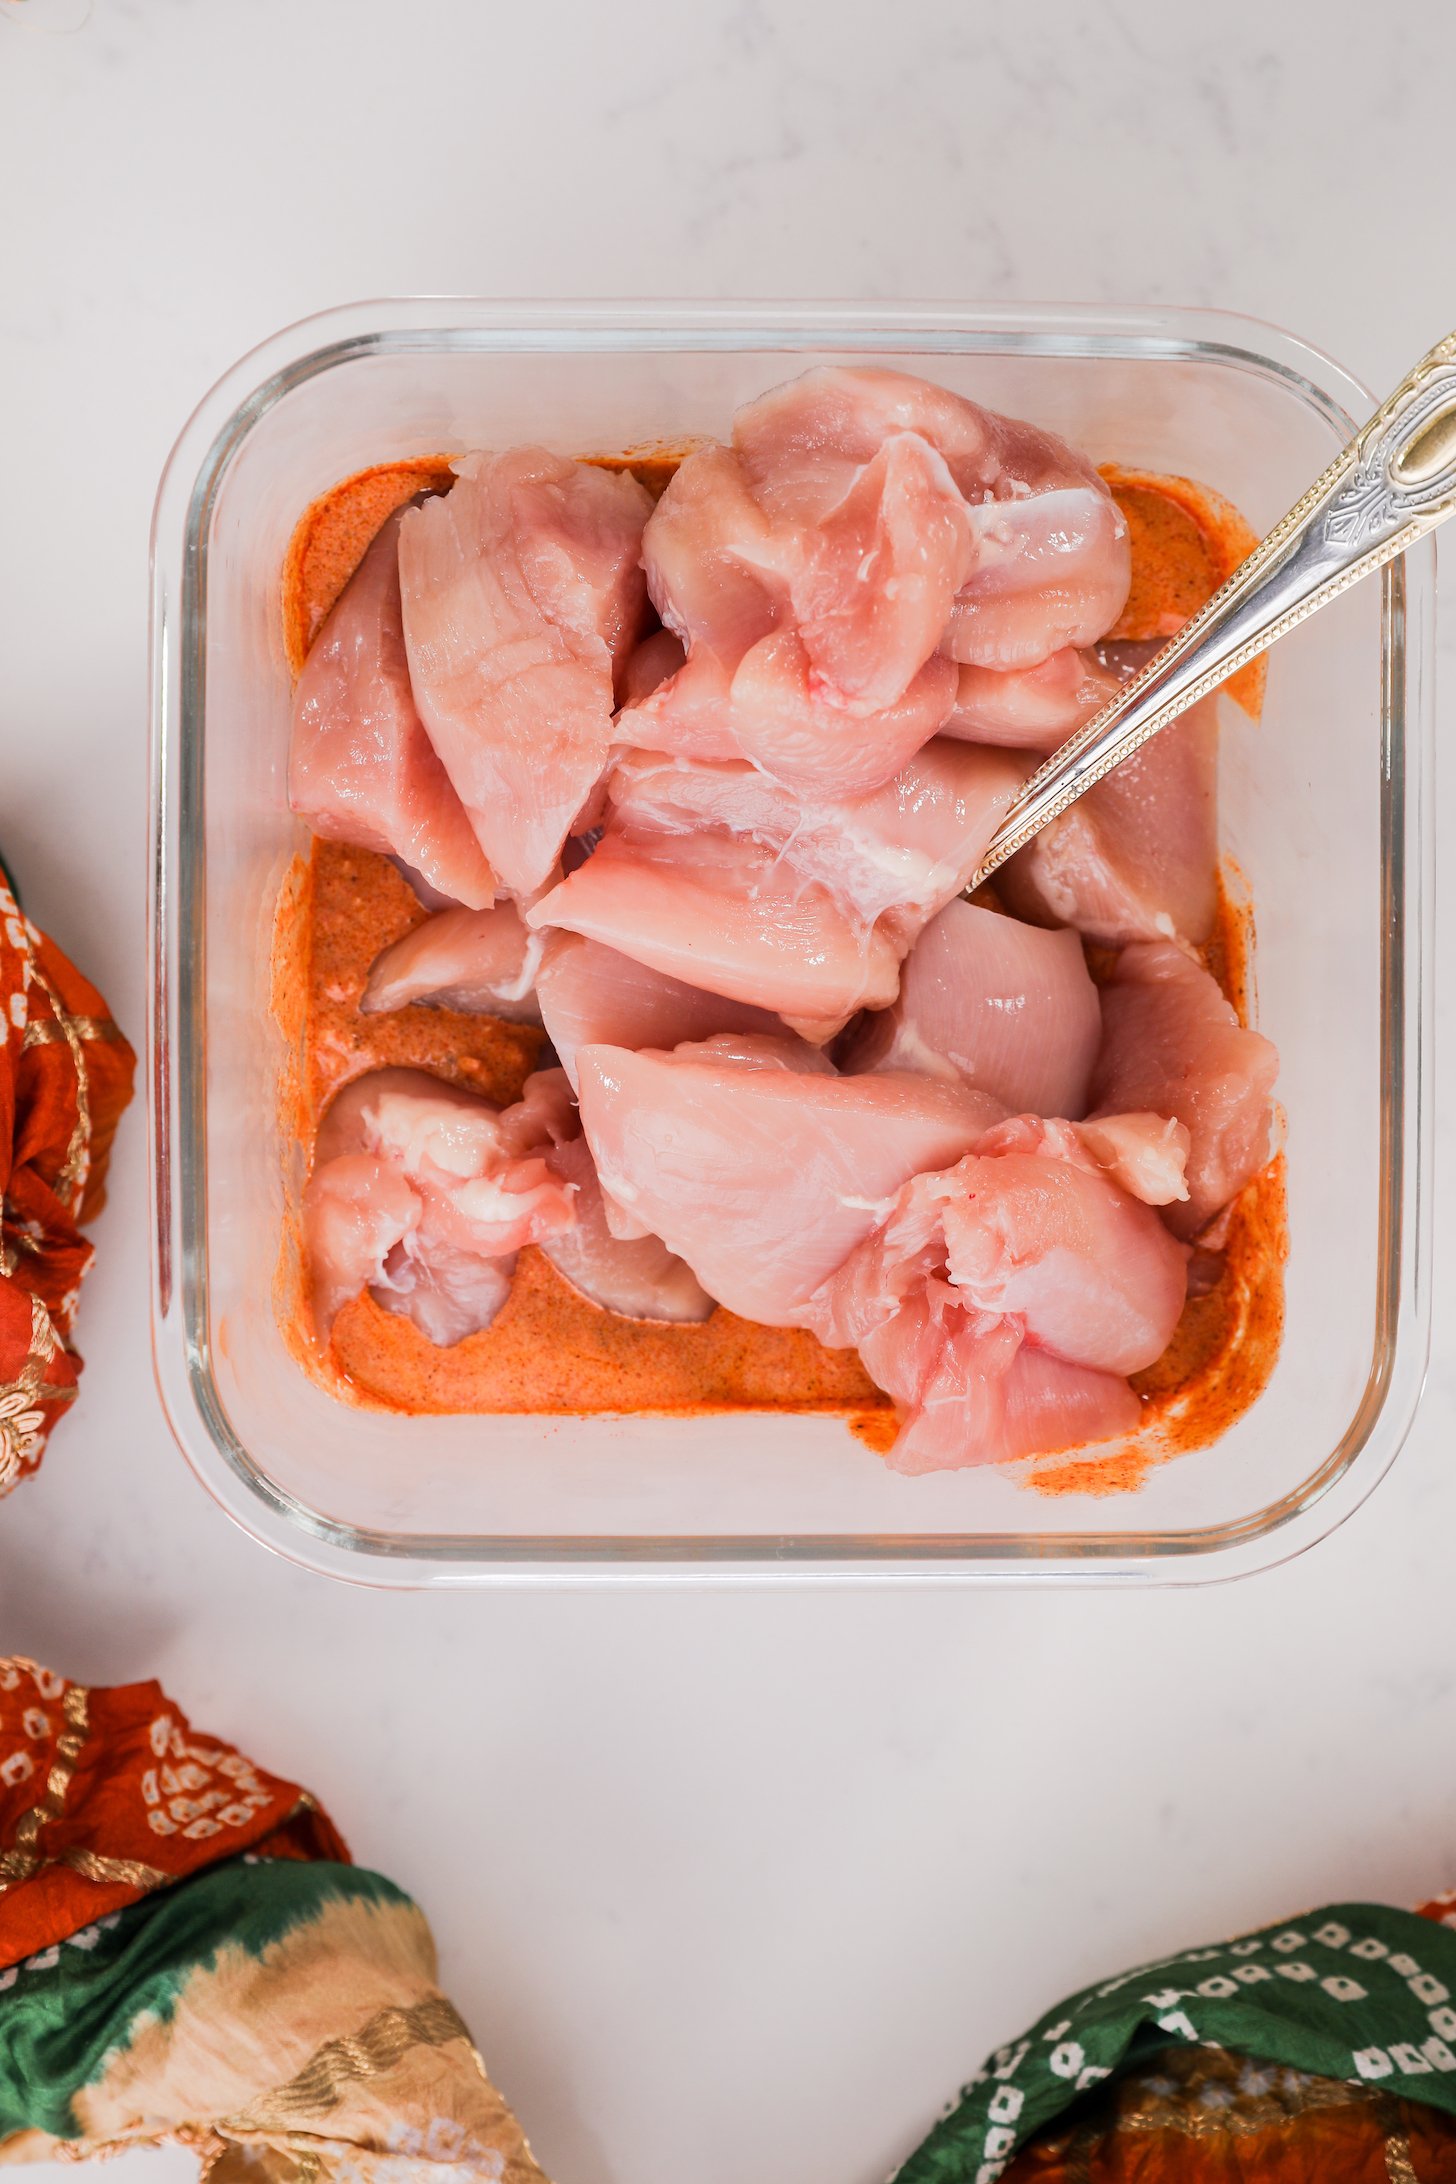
967 329 1456 891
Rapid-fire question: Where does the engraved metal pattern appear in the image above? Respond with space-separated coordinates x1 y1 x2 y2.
968 330 1456 890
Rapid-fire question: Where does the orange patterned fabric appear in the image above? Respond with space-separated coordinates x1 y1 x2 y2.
0 880 134 1498
993 1893 1456 2182
1003 2043 1456 2182
0 1657 348 1967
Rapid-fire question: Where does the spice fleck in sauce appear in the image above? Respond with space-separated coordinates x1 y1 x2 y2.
273 448 1286 1487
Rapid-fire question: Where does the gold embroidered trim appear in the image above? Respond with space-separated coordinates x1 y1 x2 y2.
1385 2124 1420 2182
222 1995 476 2129
0 1292 71 1496
1125 2045 1365 2137
0 1680 90 1886
59 1845 171 1889
0 1784 313 1907
1114 2076 1366 2139
21 1015 126 1051
25 963 93 1211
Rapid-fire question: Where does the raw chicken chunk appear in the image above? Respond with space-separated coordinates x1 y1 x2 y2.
644 416 972 713
945 490 1132 671
305 1067 575 1345
527 741 1024 1038
606 742 1024 941
531 827 901 1041
842 900 1101 1118
361 902 544 1020
1091 941 1279 1240
640 439 787 661
806 1122 1187 1469
858 1301 1142 1475
537 1128 714 1323
734 366 1131 672
536 933 782 1092
398 449 651 897
971 1112 1188 1210
630 367 1126 797
1001 685 1220 947
288 517 498 910
811 1143 1186 1373
735 364 1101 500
461 1066 714 1325
943 648 1119 749
782 431 975 709
575 1043 1002 1324
1058 1113 1192 1209
621 629 960 800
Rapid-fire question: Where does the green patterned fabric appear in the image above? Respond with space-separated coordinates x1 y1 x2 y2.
896 1901 1456 2182
0 1858 405 2142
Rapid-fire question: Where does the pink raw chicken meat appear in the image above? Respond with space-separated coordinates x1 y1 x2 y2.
398 448 651 897
538 1131 714 1323
805 1121 1188 1470
780 431 975 710
536 932 783 1092
666 1029 836 1075
640 440 787 662
1091 940 1279 1240
531 827 901 1042
733 366 1131 674
574 1042 1003 1325
943 648 1120 749
495 1066 713 1325
1001 666 1219 947
617 628 686 708
842 900 1102 1119
526 740 1024 1039
628 366 1126 798
360 902 544 1021
304 1067 576 1346
945 491 1132 672
622 631 960 801
643 424 972 713
605 742 1024 941
835 1290 1142 1475
972 1112 1190 1213
288 516 498 910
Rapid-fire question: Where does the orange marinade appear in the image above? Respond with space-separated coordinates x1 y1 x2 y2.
273 450 1287 1488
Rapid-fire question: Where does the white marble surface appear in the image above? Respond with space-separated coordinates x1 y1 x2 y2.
3 2 1456 2178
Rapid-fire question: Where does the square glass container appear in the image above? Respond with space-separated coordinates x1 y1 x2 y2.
149 301 1433 1586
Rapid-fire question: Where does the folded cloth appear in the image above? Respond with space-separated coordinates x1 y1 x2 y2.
0 1657 550 2183
0 877 134 1497
896 1895 1456 2182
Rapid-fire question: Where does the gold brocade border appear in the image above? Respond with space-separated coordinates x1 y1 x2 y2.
1028 2048 1448 2181
1381 2099 1420 2184
0 1787 317 1905
1114 2075 1367 2139
0 1290 71 1396
21 1016 127 1052
60 1845 172 1889
25 963 93 1212
221 1995 479 2132
0 1680 90 1887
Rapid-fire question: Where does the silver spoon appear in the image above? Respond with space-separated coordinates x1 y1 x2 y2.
966 328 1456 893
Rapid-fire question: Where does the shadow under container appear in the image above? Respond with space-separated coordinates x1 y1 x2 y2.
148 300 1433 1585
